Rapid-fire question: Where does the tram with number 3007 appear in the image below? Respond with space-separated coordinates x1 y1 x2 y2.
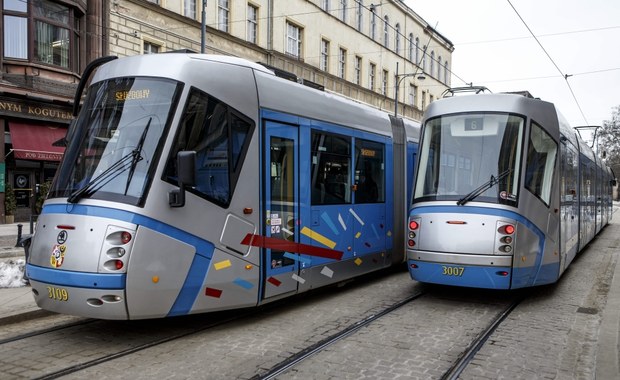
25 54 420 319
407 91 615 289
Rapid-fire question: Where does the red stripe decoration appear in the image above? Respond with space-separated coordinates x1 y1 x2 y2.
241 234 343 261
267 277 282 286
205 287 223 298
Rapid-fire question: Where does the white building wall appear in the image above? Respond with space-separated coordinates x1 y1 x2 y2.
110 0 454 121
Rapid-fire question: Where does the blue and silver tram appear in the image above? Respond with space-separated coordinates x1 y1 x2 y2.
407 93 615 289
26 54 420 319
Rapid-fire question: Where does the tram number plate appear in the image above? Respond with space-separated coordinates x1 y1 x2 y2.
441 265 465 277
47 286 69 302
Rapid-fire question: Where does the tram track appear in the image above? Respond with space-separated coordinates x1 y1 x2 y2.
440 294 525 380
251 286 528 380
32 312 248 380
0 317 97 345
0 307 253 380
252 290 427 380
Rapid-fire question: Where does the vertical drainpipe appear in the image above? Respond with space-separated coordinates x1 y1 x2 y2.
201 0 207 53
267 0 273 65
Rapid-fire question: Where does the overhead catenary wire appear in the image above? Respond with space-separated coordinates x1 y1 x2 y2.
507 0 589 124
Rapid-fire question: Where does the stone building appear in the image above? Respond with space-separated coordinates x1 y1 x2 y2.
0 0 453 222
0 0 107 222
109 0 453 120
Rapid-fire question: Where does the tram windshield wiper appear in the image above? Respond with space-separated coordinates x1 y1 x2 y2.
68 118 151 204
456 169 512 206
123 117 151 195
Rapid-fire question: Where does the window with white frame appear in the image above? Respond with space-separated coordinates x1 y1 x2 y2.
247 4 258 43
395 24 400 55
320 39 330 71
322 0 330 11
444 61 449 85
409 84 417 107
381 69 388 96
218 0 229 33
286 21 302 58
430 51 435 78
338 48 346 79
184 0 196 19
408 33 414 62
354 56 362 85
421 90 426 110
383 16 389 48
422 45 427 72
143 41 161 54
340 0 347 22
356 0 363 31
415 37 419 64
369 62 376 91
370 6 376 40
437 56 442 82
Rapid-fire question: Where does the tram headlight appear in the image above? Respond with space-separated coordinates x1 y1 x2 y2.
408 231 416 239
107 247 126 258
409 220 419 230
499 245 512 253
500 236 513 244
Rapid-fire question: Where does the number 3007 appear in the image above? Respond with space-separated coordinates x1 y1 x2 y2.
442 266 465 277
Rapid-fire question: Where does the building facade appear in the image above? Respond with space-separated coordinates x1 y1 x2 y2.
109 0 453 119
0 0 453 223
0 0 107 222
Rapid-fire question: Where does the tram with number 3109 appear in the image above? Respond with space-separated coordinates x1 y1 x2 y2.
25 53 420 319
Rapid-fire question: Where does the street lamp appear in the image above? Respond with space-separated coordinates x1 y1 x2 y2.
394 61 426 117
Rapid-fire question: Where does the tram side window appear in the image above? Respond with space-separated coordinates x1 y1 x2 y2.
355 139 385 203
165 87 253 207
525 122 557 206
311 131 351 205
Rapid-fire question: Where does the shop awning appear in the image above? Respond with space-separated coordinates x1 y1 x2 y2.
8 122 67 161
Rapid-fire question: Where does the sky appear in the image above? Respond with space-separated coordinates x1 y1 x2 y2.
405 0 620 141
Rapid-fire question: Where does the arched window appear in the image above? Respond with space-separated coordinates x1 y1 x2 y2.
444 61 450 85
415 37 420 64
430 51 435 77
340 0 347 22
356 0 363 31
395 23 400 54
422 45 427 72
370 6 376 40
408 33 414 61
383 15 389 48
437 56 442 82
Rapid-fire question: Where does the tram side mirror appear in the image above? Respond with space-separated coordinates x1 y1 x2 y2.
169 151 196 208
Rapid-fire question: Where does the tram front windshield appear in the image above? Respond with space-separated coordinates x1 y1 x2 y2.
413 113 524 206
49 77 182 205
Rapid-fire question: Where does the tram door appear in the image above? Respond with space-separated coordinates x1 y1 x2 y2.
262 122 300 299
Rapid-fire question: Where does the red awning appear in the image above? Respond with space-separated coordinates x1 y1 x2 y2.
8 122 67 161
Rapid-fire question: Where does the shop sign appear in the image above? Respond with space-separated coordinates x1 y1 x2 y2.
0 96 73 123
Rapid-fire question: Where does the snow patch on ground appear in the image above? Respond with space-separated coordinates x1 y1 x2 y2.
0 259 26 288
